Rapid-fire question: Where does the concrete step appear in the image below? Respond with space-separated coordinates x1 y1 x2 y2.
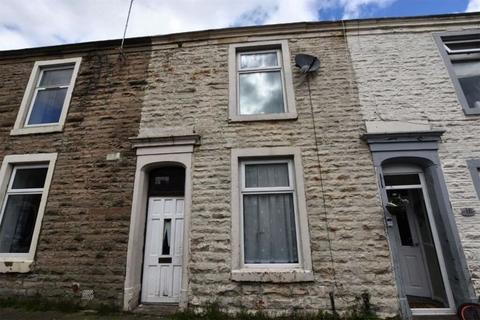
133 303 179 316
413 315 458 320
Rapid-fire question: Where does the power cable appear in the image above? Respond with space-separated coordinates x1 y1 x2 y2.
119 0 134 59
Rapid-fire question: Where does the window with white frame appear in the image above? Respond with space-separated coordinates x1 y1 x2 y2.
0 166 47 253
241 160 299 265
11 58 82 135
0 154 56 267
228 41 296 121
230 147 313 282
435 31 480 115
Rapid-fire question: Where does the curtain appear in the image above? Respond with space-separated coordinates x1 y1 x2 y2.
243 193 298 263
28 88 67 124
0 194 41 253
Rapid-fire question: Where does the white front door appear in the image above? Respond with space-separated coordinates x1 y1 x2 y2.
141 197 184 303
392 191 432 298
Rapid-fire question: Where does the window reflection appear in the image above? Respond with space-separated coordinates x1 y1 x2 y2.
240 52 278 69
239 71 284 114
452 60 480 109
40 68 73 87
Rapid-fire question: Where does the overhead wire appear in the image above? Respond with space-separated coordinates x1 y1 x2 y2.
119 0 134 59
306 66 338 315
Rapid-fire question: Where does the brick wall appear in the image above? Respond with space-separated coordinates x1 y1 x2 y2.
0 42 151 307
140 31 398 316
347 22 480 294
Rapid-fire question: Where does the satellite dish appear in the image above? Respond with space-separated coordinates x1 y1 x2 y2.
295 54 320 73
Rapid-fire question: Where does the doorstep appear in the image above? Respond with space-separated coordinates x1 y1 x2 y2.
133 303 179 316
412 315 458 320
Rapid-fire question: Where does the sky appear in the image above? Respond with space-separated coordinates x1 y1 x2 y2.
0 0 479 51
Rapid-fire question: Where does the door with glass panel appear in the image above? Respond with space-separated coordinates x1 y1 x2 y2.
383 165 455 316
141 197 184 303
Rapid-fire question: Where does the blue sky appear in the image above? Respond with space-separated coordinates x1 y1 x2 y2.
319 0 472 21
0 0 479 50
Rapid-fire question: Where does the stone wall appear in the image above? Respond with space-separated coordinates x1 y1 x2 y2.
347 21 480 294
2 14 478 316
0 42 151 307
140 30 398 316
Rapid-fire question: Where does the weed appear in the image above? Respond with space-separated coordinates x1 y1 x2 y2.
169 301 390 320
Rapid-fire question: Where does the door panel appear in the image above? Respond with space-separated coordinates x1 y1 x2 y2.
142 197 184 303
388 189 432 298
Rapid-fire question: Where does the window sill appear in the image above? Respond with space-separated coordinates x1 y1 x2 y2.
463 106 480 115
231 268 314 283
229 112 298 123
0 259 33 273
10 125 63 136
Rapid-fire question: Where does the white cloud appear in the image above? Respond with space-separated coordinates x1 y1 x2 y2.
466 0 480 12
0 0 397 51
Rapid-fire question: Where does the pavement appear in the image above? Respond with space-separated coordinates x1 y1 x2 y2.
0 308 170 320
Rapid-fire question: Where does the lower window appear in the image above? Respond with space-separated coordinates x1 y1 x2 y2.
0 154 57 270
231 147 313 282
241 160 299 265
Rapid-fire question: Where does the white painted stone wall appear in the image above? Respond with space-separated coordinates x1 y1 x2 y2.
347 20 480 294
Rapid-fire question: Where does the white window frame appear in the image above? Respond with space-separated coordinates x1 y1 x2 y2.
228 40 297 122
11 57 82 135
240 159 301 269
0 153 57 272
231 147 313 282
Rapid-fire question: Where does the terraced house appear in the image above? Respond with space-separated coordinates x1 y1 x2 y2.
0 11 479 320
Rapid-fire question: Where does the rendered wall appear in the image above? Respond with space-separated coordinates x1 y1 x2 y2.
346 18 480 295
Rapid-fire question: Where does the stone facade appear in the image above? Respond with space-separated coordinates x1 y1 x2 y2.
346 14 480 295
138 28 397 315
0 12 479 319
0 39 151 306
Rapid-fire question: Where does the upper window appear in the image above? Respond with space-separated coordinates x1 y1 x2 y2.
228 41 297 122
230 147 313 283
11 58 82 135
435 31 480 115
0 154 57 271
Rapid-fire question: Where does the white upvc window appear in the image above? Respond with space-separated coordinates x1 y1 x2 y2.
228 41 297 122
0 153 57 272
240 159 300 267
231 147 313 282
237 49 286 115
11 58 82 135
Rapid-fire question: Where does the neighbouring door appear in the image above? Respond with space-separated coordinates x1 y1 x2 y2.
383 166 455 315
388 189 432 298
141 197 184 303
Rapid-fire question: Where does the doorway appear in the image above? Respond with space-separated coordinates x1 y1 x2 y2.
383 164 455 316
141 166 185 304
